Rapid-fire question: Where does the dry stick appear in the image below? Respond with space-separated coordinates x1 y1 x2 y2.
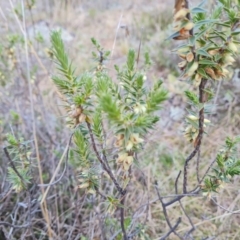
110 12 123 64
155 181 183 240
0 222 30 229
180 200 195 238
178 208 240 233
20 0 53 233
8 0 52 237
210 197 238 214
183 79 208 193
38 133 74 188
159 218 182 240
94 207 107 240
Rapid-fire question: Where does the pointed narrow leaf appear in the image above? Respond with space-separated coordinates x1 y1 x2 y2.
191 7 206 13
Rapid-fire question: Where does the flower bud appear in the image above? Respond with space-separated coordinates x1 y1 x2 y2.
205 68 217 80
184 22 194 31
194 73 202 87
178 60 187 69
187 115 198 121
186 52 194 62
228 42 238 53
174 8 189 21
183 62 199 78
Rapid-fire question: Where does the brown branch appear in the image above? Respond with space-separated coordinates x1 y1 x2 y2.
175 171 182 194
87 122 128 239
87 122 125 195
183 79 208 193
164 188 200 207
120 196 127 240
196 149 201 184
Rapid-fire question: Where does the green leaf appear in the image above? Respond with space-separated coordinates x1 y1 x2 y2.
197 0 207 8
127 49 135 72
51 31 76 82
232 29 240 36
191 7 206 13
134 115 159 130
185 90 199 105
197 68 209 79
146 84 168 113
100 94 122 124
196 49 212 58
166 31 180 41
124 217 131 229
189 36 196 46
194 19 218 28
199 59 217 65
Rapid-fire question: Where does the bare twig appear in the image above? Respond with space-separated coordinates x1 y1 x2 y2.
38 132 74 188
110 12 123 63
180 200 195 239
159 217 182 240
0 221 30 228
199 158 217 184
174 171 195 238
155 181 183 240
87 122 125 195
95 187 107 199
210 197 237 214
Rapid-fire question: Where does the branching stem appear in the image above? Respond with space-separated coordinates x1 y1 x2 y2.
87 122 125 195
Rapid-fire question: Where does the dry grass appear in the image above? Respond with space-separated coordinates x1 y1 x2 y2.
1 0 240 239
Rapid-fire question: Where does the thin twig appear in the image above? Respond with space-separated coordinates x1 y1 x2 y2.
199 158 216 184
210 197 237 214
164 188 200 207
180 200 195 239
159 218 182 240
95 187 107 199
38 133 74 188
110 12 123 64
174 171 195 238
87 122 125 195
155 181 183 240
174 171 182 194
0 222 30 228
